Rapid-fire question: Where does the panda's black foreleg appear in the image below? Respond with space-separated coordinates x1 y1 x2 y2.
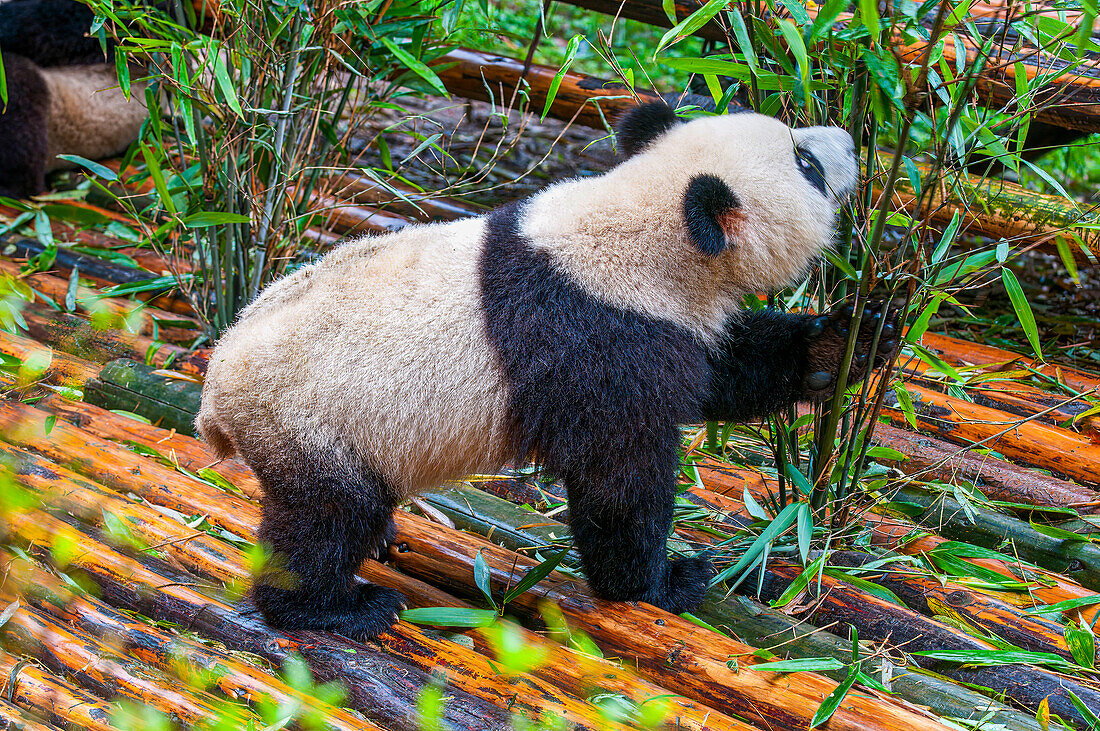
563 434 713 615
250 457 406 640
700 305 899 421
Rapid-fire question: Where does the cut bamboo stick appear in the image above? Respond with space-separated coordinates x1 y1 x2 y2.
19 306 191 370
921 332 1100 395
0 652 115 731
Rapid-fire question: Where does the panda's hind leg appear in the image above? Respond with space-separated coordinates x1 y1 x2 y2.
249 450 406 640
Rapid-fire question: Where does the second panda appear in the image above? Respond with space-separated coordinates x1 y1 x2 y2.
198 102 897 639
0 0 149 198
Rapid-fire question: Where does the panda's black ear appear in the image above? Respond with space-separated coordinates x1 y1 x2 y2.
615 102 681 158
683 174 740 256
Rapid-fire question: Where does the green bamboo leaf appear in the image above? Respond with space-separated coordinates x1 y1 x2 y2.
542 35 582 119
796 502 813 564
1000 267 1042 360
502 545 570 604
772 552 825 608
655 0 729 55
208 39 245 119
139 143 177 216
858 0 881 39
748 657 844 673
1054 237 1080 285
912 649 1078 672
474 550 496 609
777 20 809 84
1029 518 1088 542
726 9 758 73
822 569 905 606
182 212 251 227
1066 689 1100 727
0 53 7 107
382 37 450 98
810 664 858 727
710 502 801 589
784 463 813 497
114 46 131 100
55 155 118 181
864 446 907 462
1065 624 1096 669
400 607 498 628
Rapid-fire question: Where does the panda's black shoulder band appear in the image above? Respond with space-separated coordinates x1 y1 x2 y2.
615 102 680 158
683 174 740 257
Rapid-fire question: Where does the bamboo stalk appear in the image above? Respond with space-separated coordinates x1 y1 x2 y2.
0 652 115 731
3 510 508 731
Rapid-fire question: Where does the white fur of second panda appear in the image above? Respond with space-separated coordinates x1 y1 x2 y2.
42 63 148 171
199 113 854 494
197 104 875 640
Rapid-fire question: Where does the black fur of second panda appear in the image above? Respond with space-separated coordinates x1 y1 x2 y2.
0 0 114 198
480 105 895 612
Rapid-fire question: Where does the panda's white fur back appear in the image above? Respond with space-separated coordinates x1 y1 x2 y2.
198 217 513 496
42 64 148 171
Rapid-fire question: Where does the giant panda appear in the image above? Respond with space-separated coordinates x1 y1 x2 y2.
197 102 897 639
0 0 148 198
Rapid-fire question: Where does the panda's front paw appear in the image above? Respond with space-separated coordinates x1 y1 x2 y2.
803 300 900 400
655 556 714 615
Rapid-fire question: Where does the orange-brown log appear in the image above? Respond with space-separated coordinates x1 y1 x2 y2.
0 697 57 731
385 515 953 731
0 604 227 725
0 330 100 388
0 259 200 345
35 393 260 498
3 407 755 731
332 173 481 222
301 192 414 236
885 380 1100 485
434 48 662 131
866 513 1100 624
3 511 509 731
921 332 1100 395
0 441 248 584
873 423 1100 512
0 399 258 538
0 652 115 731
20 306 191 370
7 568 384 731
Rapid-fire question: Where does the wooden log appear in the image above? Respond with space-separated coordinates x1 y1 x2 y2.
406 480 1048 730
0 652 115 731
0 398 257 539
873 423 1100 513
885 380 1100 487
0 697 57 731
20 306 190 370
866 513 1100 624
921 332 1100 395
7 567 384 731
1 441 248 584
385 517 953 731
4 511 508 731
0 604 229 725
827 551 1080 662
1 235 155 286
0 330 100 388
0 259 200 345
752 561 1100 727
306 193 415 236
1 410 750 731
434 48 663 131
83 359 203 436
34 393 259 498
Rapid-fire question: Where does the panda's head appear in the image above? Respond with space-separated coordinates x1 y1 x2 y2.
614 102 858 292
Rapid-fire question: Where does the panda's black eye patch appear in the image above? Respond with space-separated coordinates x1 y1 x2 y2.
795 147 827 197
683 174 740 257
